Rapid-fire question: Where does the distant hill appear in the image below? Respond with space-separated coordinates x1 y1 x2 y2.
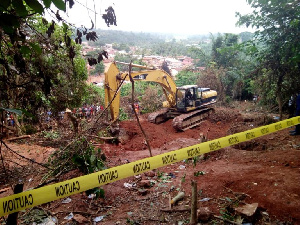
88 29 167 47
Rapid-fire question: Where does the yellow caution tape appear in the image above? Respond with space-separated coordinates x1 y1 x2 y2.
1 116 299 216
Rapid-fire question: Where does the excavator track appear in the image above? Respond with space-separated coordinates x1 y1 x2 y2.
172 107 215 131
148 108 169 124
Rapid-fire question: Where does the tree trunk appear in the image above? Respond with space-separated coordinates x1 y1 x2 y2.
66 112 79 135
13 115 23 136
276 73 284 120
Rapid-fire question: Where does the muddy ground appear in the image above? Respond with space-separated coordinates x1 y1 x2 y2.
0 102 300 225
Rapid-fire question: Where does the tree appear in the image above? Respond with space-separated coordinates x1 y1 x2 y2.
175 70 198 87
0 0 89 133
237 0 300 118
0 0 66 35
188 46 210 67
209 33 254 100
198 66 227 102
211 33 239 68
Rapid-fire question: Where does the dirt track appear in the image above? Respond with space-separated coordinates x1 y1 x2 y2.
1 103 300 224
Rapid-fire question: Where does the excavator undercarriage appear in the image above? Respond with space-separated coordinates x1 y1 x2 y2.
148 101 216 131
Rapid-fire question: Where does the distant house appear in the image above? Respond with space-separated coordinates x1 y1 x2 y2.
166 58 182 69
177 56 193 67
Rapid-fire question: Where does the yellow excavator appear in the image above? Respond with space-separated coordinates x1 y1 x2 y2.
104 61 217 131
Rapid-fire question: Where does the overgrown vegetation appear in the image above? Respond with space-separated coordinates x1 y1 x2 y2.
46 137 106 176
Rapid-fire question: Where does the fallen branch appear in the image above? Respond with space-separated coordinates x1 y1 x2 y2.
35 178 58 189
160 208 190 213
86 135 117 141
7 135 31 142
0 187 10 194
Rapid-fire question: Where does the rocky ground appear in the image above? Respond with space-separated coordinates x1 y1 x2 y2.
1 102 300 224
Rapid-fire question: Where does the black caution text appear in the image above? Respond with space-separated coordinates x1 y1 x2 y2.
55 181 80 197
3 194 33 214
98 170 119 184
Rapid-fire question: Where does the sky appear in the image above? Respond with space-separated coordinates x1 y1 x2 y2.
57 0 255 35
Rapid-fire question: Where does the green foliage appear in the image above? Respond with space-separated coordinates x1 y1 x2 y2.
82 84 105 106
0 0 65 33
211 33 239 68
45 137 107 198
188 46 210 67
181 173 186 183
236 0 300 115
71 141 106 174
113 43 131 52
41 130 60 140
0 13 89 120
119 108 129 121
47 137 106 175
194 171 205 177
114 53 141 71
23 124 37 135
90 62 105 75
140 85 164 113
119 82 164 116
175 70 199 87
220 207 235 221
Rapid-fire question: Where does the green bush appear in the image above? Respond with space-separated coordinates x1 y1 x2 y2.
23 124 37 135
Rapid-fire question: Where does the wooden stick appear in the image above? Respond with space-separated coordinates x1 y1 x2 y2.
128 62 153 157
190 180 198 224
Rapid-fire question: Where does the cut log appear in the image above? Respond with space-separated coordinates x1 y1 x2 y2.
7 135 31 141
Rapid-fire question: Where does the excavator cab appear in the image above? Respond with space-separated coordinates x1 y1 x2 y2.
176 85 198 112
175 85 217 113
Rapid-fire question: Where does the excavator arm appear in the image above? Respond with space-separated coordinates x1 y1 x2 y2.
104 62 177 122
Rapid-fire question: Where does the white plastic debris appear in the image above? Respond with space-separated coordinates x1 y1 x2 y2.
34 217 57 225
200 197 211 202
93 216 104 222
178 165 186 169
124 182 134 188
64 212 74 220
61 197 72 203
88 193 96 199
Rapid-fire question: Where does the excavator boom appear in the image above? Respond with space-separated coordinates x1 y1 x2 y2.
105 62 177 121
